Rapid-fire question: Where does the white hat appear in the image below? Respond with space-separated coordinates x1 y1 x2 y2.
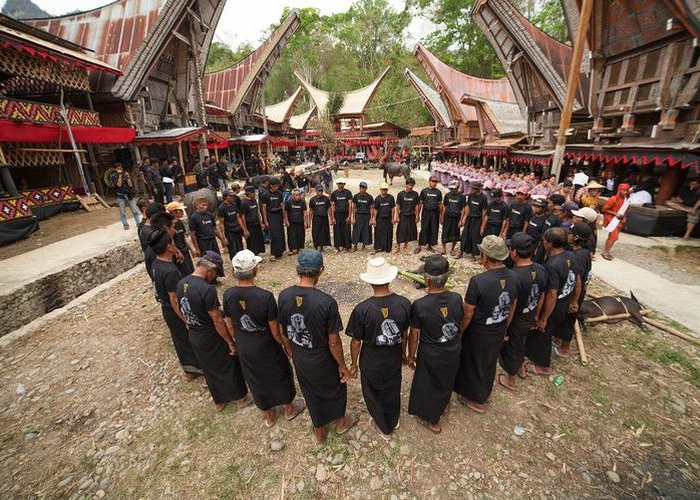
232 249 262 273
336 178 347 184
359 257 398 285
572 207 599 223
448 180 459 189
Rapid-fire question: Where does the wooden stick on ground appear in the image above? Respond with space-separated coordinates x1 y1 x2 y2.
582 313 634 324
574 319 589 366
642 317 700 348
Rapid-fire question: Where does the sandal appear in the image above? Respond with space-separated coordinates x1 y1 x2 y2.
524 362 551 377
284 399 306 421
369 418 391 441
415 416 441 434
498 373 516 392
336 412 358 435
601 252 613 261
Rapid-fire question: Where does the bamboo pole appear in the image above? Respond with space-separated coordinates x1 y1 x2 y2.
574 319 589 365
643 317 700 348
583 313 637 324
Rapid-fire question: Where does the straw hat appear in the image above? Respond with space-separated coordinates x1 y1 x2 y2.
586 181 605 190
166 201 186 212
359 257 398 285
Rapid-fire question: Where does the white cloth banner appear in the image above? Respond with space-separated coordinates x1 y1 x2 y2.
602 198 630 233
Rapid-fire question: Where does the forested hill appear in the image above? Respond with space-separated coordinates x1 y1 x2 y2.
1 0 50 18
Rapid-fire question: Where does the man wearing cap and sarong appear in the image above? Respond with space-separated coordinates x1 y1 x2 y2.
394 177 420 254
505 188 533 238
406 255 465 433
498 233 547 391
416 176 442 253
347 257 411 439
454 235 518 414
167 201 196 275
480 189 510 238
330 179 353 252
218 190 244 259
190 197 227 276
351 181 374 251
372 183 396 253
260 177 286 260
239 186 266 256
283 189 308 254
309 184 332 251
223 250 306 427
278 250 356 443
441 180 466 256
459 182 487 261
177 253 251 411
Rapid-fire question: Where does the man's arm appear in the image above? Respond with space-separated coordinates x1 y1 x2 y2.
328 332 352 382
406 327 419 369
267 319 292 358
349 338 361 377
330 200 336 225
506 299 518 328
536 289 558 331
462 303 475 332
480 209 487 234
208 309 236 355
439 202 446 224
168 292 185 323
224 317 236 341
115 174 123 187
214 219 227 246
261 202 269 229
569 276 582 313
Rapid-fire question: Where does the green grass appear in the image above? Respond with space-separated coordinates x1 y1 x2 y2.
645 343 700 388
591 386 610 406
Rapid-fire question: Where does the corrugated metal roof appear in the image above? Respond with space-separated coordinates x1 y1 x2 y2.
408 126 435 137
137 127 200 139
404 68 452 128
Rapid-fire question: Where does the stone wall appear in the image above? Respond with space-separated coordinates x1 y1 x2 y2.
0 241 143 337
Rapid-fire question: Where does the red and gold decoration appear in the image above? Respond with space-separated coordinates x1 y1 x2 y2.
0 97 101 127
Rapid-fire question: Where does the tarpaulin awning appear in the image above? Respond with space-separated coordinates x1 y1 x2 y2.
510 150 554 165
0 119 135 144
135 127 206 145
564 147 699 171
229 134 269 145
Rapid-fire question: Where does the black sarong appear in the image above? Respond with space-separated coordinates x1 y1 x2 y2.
268 211 286 257
482 223 501 237
525 304 568 367
196 237 224 276
161 306 202 374
189 328 248 404
291 345 347 427
499 316 531 375
175 249 194 276
396 214 417 243
453 323 506 404
419 210 439 246
374 218 393 251
408 340 461 425
532 241 546 264
312 215 331 247
333 213 352 249
461 217 482 256
441 214 460 243
225 228 244 257
352 213 372 245
287 222 306 251
236 331 296 411
360 344 402 434
246 225 265 255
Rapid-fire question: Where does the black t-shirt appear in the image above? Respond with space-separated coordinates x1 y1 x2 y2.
397 190 420 216
278 285 343 350
572 247 592 286
544 213 561 231
173 219 188 250
138 224 154 253
444 192 466 217
410 291 463 345
420 187 442 211
284 198 307 224
218 199 241 231
240 198 261 226
467 193 487 218
172 164 184 183
465 267 518 327
153 258 182 309
512 263 548 321
222 285 277 335
261 189 284 213
373 193 396 219
527 213 548 240
309 195 330 217
110 172 133 198
486 200 510 226
331 188 352 213
346 294 411 347
508 202 533 230
176 275 219 333
680 186 700 207
189 211 216 240
353 192 374 214
544 251 579 307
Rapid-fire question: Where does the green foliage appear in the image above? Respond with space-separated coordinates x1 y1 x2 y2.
206 41 254 73
530 0 569 42
327 92 345 117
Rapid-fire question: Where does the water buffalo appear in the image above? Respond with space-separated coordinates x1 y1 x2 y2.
579 292 648 330
381 162 411 185
184 187 219 217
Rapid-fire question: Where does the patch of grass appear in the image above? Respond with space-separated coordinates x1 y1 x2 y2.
591 386 610 406
645 342 700 388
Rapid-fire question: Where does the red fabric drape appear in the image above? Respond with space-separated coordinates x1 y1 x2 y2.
0 120 135 143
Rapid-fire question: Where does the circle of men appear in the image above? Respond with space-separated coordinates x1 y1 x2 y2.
138 177 594 442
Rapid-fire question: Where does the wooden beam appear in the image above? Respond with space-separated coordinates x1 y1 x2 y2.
172 31 191 46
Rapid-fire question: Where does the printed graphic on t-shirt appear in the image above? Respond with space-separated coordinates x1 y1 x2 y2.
377 318 401 346
239 314 262 332
179 297 200 326
523 283 541 313
559 270 576 299
287 313 313 348
438 322 459 343
486 291 511 325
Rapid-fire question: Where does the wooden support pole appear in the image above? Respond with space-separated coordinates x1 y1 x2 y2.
550 0 594 180
643 317 700 348
574 319 589 366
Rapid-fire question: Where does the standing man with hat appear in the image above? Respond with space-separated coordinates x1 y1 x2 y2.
177 253 250 411
347 257 411 439
498 233 547 391
458 182 487 261
309 184 332 251
260 177 286 260
371 183 396 253
394 178 420 254
189 197 227 277
406 255 465 433
223 250 306 427
505 188 533 238
283 188 308 254
527 198 552 263
416 176 442 253
238 186 265 256
441 180 466 256
480 188 510 239
167 201 196 275
351 181 373 251
330 179 353 253
218 190 244 259
278 250 356 443
454 235 518 413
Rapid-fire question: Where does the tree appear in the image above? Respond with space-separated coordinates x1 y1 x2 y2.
530 0 568 42
205 41 254 72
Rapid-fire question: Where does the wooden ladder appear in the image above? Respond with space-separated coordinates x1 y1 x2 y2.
77 194 110 212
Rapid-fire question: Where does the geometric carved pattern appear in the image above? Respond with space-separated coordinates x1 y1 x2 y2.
0 46 90 91
22 185 76 207
0 97 100 126
0 195 34 223
2 143 66 167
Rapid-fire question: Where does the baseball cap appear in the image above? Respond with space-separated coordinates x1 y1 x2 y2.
505 232 534 251
570 221 593 239
572 207 598 223
471 182 483 189
429 175 438 182
203 250 224 267
145 202 166 219
244 185 256 194
166 201 186 212
269 177 280 185
448 180 459 189
532 198 547 207
222 190 235 198
561 201 579 213
232 249 262 273
297 249 323 271
359 181 368 188
336 178 346 184
315 184 324 191
423 254 449 276
380 182 389 190
491 188 503 197
477 235 509 261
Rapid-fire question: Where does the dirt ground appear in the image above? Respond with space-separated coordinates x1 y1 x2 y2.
2 169 700 499
611 243 700 286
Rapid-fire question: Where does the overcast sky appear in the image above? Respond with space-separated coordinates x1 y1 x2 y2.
23 0 433 48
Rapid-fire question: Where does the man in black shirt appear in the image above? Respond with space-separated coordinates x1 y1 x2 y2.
278 250 356 443
148 229 202 380
347 257 410 439
372 183 396 253
480 188 509 238
261 178 286 260
309 184 332 251
498 233 547 391
351 181 373 251
441 180 466 256
416 176 442 253
666 177 700 239
406 255 465 433
454 235 518 414
147 161 165 204
528 199 552 263
218 189 244 258
330 179 352 252
238 186 265 255
505 188 533 238
459 182 487 261
167 201 195 275
283 189 308 254
110 162 141 230
189 197 227 276
177 254 250 411
139 202 165 279
394 178 420 254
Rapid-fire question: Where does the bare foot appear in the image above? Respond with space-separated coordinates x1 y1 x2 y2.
236 394 253 408
184 372 200 382
335 412 357 434
466 399 486 414
313 426 325 444
215 402 228 412
264 409 277 428
413 247 422 254
498 373 516 391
